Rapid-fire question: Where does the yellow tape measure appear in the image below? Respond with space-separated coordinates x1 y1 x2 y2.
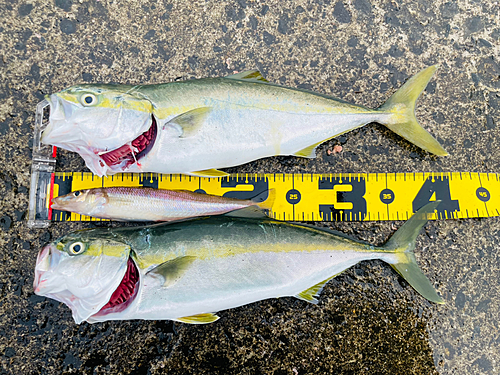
42 172 499 222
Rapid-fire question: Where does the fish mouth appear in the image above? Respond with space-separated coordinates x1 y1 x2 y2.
98 115 157 170
93 257 140 317
50 197 65 211
34 244 52 292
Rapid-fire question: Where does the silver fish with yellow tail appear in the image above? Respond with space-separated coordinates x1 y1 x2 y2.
41 66 448 177
34 202 443 324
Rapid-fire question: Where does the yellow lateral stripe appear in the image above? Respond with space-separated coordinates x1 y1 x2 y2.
49 172 500 222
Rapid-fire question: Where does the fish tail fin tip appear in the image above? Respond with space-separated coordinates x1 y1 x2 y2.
382 201 444 304
379 65 448 156
254 188 276 211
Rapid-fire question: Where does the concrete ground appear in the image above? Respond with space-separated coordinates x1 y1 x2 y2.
0 0 499 373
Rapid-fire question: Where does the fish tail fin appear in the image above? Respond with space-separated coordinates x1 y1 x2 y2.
379 65 448 156
253 188 276 211
225 189 275 219
381 201 444 304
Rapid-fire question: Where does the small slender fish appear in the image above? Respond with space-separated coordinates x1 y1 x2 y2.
41 66 448 177
34 202 443 324
51 187 274 221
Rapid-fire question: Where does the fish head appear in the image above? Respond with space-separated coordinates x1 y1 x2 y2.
51 189 108 216
41 85 157 176
34 229 139 323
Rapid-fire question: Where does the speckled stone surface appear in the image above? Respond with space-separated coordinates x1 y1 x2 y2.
0 0 499 374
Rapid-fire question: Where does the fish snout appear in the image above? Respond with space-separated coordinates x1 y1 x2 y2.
51 195 73 211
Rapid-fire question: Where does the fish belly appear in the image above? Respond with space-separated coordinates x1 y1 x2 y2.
125 250 395 320
136 107 388 174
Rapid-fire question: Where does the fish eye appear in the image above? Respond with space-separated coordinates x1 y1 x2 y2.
69 241 86 255
74 191 81 197
81 94 97 106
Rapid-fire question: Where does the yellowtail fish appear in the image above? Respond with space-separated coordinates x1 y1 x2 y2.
41 66 448 177
34 202 443 324
51 187 274 221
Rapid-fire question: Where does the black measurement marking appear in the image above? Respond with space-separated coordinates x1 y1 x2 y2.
318 176 367 221
139 174 158 189
412 176 459 217
380 189 395 204
476 187 490 202
286 189 301 205
221 176 269 200
477 175 491 217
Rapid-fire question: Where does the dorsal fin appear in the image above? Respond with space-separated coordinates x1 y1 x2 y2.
225 70 269 83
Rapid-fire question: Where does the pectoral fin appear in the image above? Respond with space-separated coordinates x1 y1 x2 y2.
173 313 220 324
225 70 269 83
295 274 339 304
163 107 211 138
188 169 229 177
146 255 197 287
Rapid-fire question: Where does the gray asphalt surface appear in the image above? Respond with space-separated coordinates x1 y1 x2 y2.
0 0 499 374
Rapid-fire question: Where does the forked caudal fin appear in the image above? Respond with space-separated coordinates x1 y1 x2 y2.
379 65 448 156
252 188 276 211
382 201 444 303
224 189 276 219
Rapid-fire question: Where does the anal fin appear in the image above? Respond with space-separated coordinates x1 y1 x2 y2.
174 313 220 324
293 141 323 158
188 169 229 177
295 274 339 304
293 129 353 159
